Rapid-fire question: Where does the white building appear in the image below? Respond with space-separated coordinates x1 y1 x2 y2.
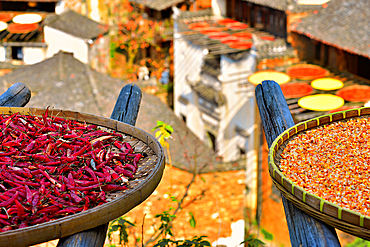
0 3 109 73
173 8 257 163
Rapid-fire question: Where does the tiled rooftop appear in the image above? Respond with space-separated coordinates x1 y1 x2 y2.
291 0 370 59
244 0 323 13
130 0 185 11
44 10 108 40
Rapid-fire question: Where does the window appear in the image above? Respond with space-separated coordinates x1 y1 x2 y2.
207 132 217 152
11 47 23 61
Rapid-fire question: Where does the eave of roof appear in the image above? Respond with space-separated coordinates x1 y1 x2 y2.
243 0 322 13
43 10 108 40
130 0 185 11
290 0 370 59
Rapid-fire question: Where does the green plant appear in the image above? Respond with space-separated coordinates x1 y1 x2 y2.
108 216 136 246
240 234 266 247
154 236 210 247
261 228 274 241
345 238 370 247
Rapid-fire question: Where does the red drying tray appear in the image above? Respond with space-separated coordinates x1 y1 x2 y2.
286 64 329 80
187 22 210 30
226 22 249 30
208 32 230 40
260 36 275 41
232 32 252 40
280 82 313 99
228 41 253 50
199 27 223 34
220 36 240 44
217 18 238 25
0 13 13 23
336 85 370 103
7 23 38 34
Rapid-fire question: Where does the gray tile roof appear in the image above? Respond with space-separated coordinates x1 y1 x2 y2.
177 8 213 20
244 0 322 13
130 0 185 11
291 0 370 58
43 10 108 40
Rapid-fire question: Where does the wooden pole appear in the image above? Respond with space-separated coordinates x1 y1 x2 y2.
57 83 142 247
0 82 31 107
255 80 341 247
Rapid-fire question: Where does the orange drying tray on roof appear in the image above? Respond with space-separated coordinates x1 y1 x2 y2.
287 64 330 80
228 41 253 50
217 18 238 25
7 23 38 34
0 13 13 23
336 85 370 102
199 27 223 34
187 22 210 30
248 71 291 86
311 78 344 91
226 22 249 30
280 82 313 98
298 94 344 111
208 32 230 40
232 32 252 40
220 36 240 44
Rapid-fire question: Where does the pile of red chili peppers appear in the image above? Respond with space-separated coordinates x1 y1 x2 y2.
0 110 142 232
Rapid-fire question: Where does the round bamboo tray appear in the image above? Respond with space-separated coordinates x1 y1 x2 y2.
0 107 165 247
269 107 370 240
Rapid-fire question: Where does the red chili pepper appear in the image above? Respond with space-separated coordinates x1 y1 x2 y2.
70 191 83 204
14 199 24 217
0 191 18 207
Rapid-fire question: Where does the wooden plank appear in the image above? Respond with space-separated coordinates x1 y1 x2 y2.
0 82 31 107
255 80 341 247
57 83 143 247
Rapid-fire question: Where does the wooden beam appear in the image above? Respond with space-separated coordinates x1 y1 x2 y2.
57 83 142 247
255 80 341 247
0 82 31 107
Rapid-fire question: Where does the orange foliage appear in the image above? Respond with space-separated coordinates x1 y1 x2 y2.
107 0 173 82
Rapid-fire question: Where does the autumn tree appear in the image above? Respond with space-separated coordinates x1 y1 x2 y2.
106 0 173 81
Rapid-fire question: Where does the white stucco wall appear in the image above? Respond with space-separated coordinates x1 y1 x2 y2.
23 47 45 65
0 47 5 62
218 51 256 162
173 30 206 142
212 0 227 17
44 26 88 64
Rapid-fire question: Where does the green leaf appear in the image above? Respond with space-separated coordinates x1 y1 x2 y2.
189 212 196 228
200 240 211 246
110 225 120 232
261 228 274 241
165 124 173 133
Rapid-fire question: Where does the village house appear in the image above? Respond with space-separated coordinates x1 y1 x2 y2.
0 2 110 73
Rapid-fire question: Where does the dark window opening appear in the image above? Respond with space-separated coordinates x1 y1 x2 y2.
358 55 370 81
11 47 23 61
207 132 216 152
239 147 246 158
